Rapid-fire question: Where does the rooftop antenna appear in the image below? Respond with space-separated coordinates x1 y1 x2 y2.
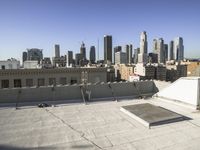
97 38 99 61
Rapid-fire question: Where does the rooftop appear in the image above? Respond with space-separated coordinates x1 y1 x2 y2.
1 98 200 150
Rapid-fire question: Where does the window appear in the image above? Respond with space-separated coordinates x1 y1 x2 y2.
70 77 77 85
1 80 9 88
38 78 45 87
1 65 5 70
59 77 67 85
49 78 56 86
14 79 21 88
26 79 33 87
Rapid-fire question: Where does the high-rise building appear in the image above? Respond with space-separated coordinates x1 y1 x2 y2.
115 51 127 64
157 38 164 64
27 48 43 63
104 35 112 64
80 42 86 60
169 41 174 60
164 44 168 62
114 46 122 53
153 39 157 53
53 45 67 67
90 46 96 64
153 38 165 64
174 37 184 61
138 31 148 64
75 53 83 66
114 46 122 64
55 44 60 58
148 53 158 63
140 31 148 54
42 57 52 68
22 51 27 62
67 51 73 67
133 48 140 64
126 44 133 64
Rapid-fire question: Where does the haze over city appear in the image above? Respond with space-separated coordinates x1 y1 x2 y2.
0 0 200 60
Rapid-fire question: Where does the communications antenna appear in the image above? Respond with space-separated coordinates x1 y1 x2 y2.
97 38 99 61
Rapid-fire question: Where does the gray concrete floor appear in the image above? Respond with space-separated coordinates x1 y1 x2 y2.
1 98 200 150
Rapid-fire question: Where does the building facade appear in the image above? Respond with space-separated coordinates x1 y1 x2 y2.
148 53 158 63
67 51 73 67
164 44 168 62
104 35 112 64
114 46 122 64
173 37 184 61
166 63 187 81
90 46 96 64
138 31 148 64
80 42 86 60
118 64 134 81
125 44 133 64
115 51 127 64
134 64 155 80
153 38 165 64
140 31 148 54
55 44 60 58
187 61 200 76
0 68 107 88
0 59 20 70
22 52 27 63
133 48 140 64
27 48 43 63
155 65 167 81
169 41 174 60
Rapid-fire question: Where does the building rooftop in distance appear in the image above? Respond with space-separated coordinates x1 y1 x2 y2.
1 98 200 150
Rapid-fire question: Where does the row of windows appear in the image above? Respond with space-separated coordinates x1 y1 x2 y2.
1 77 78 88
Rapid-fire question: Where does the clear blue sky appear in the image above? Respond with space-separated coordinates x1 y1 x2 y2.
0 0 200 61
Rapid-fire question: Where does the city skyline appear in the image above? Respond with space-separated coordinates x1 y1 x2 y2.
0 0 200 60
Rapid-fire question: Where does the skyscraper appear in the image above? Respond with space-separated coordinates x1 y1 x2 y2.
67 51 73 67
148 53 158 63
115 51 127 64
138 31 148 64
27 48 43 63
114 46 122 64
55 44 60 58
133 48 140 64
114 46 122 53
174 37 184 61
169 41 174 60
75 53 83 66
153 38 165 64
153 39 157 53
104 35 112 63
22 51 27 62
90 46 96 64
164 44 168 62
80 42 86 60
126 44 133 64
140 31 148 54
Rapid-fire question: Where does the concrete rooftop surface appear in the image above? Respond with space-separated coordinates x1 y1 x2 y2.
1 99 200 150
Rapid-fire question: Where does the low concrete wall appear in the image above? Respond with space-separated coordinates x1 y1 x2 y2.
0 81 158 103
88 83 113 100
153 80 171 91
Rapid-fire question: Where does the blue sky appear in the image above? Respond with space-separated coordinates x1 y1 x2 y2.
0 0 200 61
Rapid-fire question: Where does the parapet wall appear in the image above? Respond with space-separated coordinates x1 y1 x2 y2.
0 81 157 103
